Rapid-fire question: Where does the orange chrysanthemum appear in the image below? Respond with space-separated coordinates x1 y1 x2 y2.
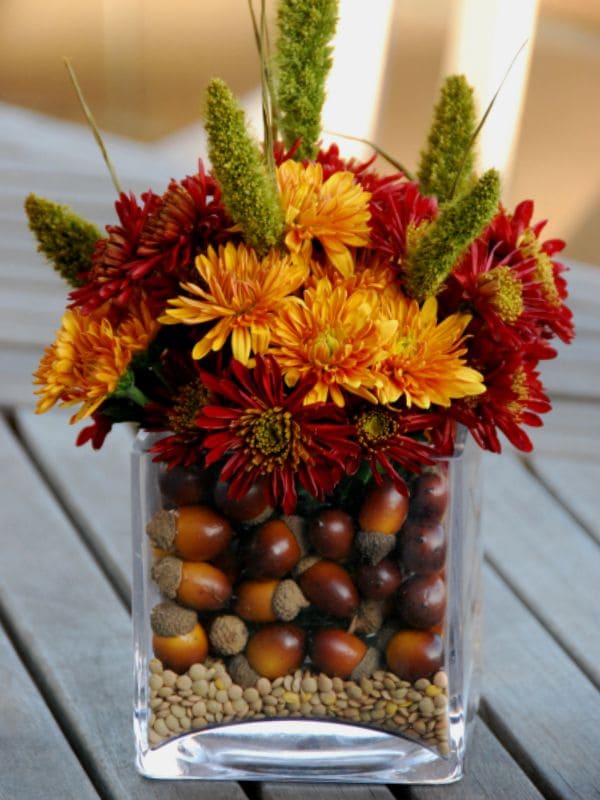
277 159 371 277
269 277 396 406
159 242 308 364
34 300 158 423
377 293 485 408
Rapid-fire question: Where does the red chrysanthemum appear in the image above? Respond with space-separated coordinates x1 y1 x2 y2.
450 342 551 453
368 178 438 267
76 411 113 450
195 355 359 513
350 404 447 494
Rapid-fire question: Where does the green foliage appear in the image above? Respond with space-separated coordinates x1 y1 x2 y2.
404 169 501 301
24 193 100 287
275 0 338 160
205 78 284 254
417 75 477 203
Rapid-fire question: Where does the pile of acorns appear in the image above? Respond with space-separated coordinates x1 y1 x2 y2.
146 464 449 698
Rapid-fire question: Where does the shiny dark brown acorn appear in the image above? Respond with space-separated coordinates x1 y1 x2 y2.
409 470 448 522
159 465 209 507
176 561 233 611
308 509 354 560
397 573 446 629
146 505 232 562
299 560 359 618
245 623 306 678
310 628 367 679
246 519 302 578
358 479 409 535
214 477 272 524
385 629 443 681
398 519 447 574
356 558 403 601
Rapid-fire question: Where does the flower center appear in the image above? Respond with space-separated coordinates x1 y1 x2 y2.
478 266 524 322
168 379 210 436
393 332 418 358
238 407 302 470
314 329 341 361
356 408 398 450
506 367 528 417
519 230 560 306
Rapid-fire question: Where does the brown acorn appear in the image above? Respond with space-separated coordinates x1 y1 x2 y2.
398 519 447 574
245 623 306 679
214 477 273 525
385 629 443 681
356 558 403 601
146 506 232 562
397 574 446 629
245 518 302 578
409 470 448 522
358 478 409 535
234 579 279 623
152 556 232 611
310 629 367 679
159 466 209 507
299 560 359 618
308 509 354 560
150 601 208 673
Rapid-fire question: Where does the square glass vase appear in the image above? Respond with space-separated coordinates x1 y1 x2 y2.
131 427 482 783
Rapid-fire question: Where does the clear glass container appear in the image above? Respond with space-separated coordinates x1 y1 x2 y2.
131 427 482 783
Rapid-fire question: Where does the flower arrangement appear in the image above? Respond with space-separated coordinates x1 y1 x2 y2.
27 0 574 518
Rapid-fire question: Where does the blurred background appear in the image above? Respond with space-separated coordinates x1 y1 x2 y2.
0 0 598 262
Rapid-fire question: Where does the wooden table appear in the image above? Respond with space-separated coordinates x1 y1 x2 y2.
1 103 599 800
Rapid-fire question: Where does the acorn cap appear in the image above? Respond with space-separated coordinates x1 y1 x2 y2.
151 601 197 637
353 599 385 635
151 556 183 599
355 530 396 564
228 654 260 688
272 579 309 621
350 646 379 682
293 554 321 577
376 624 397 652
209 615 249 656
280 514 308 556
146 509 177 551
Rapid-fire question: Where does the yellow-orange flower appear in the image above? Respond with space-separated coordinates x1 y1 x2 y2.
34 300 158 423
269 278 397 406
277 159 371 278
377 293 485 408
160 242 308 364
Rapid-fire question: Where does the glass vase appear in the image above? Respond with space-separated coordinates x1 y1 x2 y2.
131 427 482 783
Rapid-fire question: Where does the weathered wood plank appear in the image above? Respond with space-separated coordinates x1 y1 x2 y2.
258 785 396 799
482 565 600 800
526 397 600 461
16 407 134 602
483 454 600 686
539 334 600 399
0 623 100 800
527 455 600 544
0 417 247 800
0 348 42 407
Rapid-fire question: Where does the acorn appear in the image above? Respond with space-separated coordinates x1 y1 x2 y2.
245 623 306 679
299 559 359 618
308 509 354 560
356 558 403 601
235 578 309 623
397 574 446 629
385 629 443 681
209 614 249 656
214 477 273 525
159 465 209 507
358 478 409 535
234 578 279 623
245 518 302 578
398 519 447 574
146 506 232 562
409 469 448 522
152 556 232 611
150 601 208 673
310 629 378 680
